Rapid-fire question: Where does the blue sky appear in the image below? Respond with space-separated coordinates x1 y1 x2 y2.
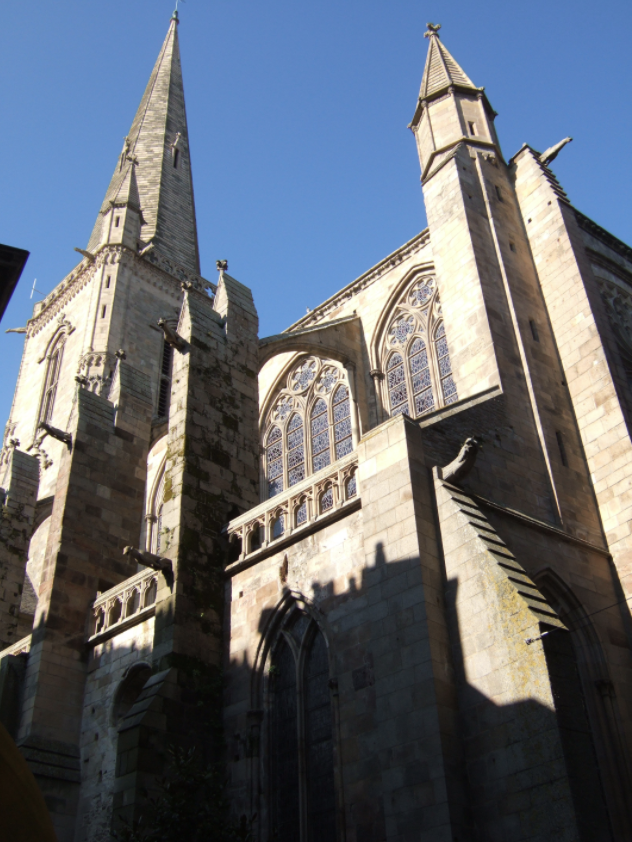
1 0 631 428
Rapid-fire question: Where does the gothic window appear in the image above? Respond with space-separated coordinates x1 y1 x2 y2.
39 335 65 425
268 610 337 842
409 337 434 415
288 414 306 487
267 426 283 498
157 340 173 418
311 399 331 473
435 324 457 405
263 359 355 500
386 352 409 416
332 385 352 459
380 274 457 419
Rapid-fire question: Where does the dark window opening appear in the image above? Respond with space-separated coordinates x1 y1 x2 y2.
101 305 107 319
468 121 476 136
115 216 120 228
112 664 151 725
105 275 111 289
157 340 173 418
509 242 516 253
542 629 613 841
173 149 180 168
530 320 540 342
269 617 336 842
39 338 65 425
269 636 300 842
556 430 568 466
495 185 503 201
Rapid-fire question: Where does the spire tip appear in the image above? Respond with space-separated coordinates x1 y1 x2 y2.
424 23 441 39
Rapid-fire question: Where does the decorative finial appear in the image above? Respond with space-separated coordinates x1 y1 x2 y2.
425 23 441 38
216 260 228 273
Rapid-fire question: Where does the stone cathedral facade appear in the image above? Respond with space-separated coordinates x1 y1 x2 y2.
1 13 632 842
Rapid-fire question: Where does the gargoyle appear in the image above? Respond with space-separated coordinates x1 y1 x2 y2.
539 137 572 167
38 422 72 449
441 437 481 485
157 318 186 353
123 546 173 577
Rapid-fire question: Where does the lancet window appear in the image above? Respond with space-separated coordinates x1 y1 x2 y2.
381 274 457 419
39 335 66 425
268 607 337 842
263 358 355 500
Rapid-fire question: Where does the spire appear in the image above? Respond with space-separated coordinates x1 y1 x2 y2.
87 15 200 273
418 23 477 100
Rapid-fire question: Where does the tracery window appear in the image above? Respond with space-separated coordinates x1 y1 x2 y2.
381 274 457 419
39 335 65 425
263 359 355 500
268 608 337 842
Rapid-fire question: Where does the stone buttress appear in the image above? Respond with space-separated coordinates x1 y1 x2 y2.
109 271 260 832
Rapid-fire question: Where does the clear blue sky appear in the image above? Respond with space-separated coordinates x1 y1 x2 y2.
1 0 631 429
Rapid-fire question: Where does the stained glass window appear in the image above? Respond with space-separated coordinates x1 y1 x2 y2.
387 353 409 416
287 414 305 487
320 486 334 513
435 324 458 405
267 426 283 498
311 399 331 473
346 474 357 499
296 500 307 526
272 514 284 540
389 315 415 346
332 384 352 459
409 276 435 307
409 336 435 416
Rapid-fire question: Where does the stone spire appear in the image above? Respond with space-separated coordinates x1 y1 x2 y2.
87 13 200 273
418 23 477 100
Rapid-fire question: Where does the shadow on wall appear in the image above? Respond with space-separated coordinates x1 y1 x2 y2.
224 540 616 842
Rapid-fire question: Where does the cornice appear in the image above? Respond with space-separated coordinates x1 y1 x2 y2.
26 244 216 338
285 230 431 333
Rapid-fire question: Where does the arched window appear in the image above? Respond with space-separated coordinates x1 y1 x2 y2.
332 385 352 459
435 324 457 405
263 358 355 500
379 274 457 418
268 610 337 842
386 352 409 416
409 336 434 415
39 335 65 424
266 426 283 498
311 399 330 473
287 414 305 487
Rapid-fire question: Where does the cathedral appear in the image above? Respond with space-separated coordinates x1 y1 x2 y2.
1 11 632 842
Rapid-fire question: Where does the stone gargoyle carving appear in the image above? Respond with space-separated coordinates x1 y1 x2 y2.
157 318 186 353
539 137 572 167
38 422 72 449
441 437 481 485
123 546 173 578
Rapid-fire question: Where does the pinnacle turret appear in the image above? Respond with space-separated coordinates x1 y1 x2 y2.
87 15 200 273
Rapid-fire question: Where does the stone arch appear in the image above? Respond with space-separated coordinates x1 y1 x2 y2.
111 662 152 727
536 568 632 837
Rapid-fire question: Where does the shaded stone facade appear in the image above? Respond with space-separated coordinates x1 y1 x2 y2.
1 16 632 842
